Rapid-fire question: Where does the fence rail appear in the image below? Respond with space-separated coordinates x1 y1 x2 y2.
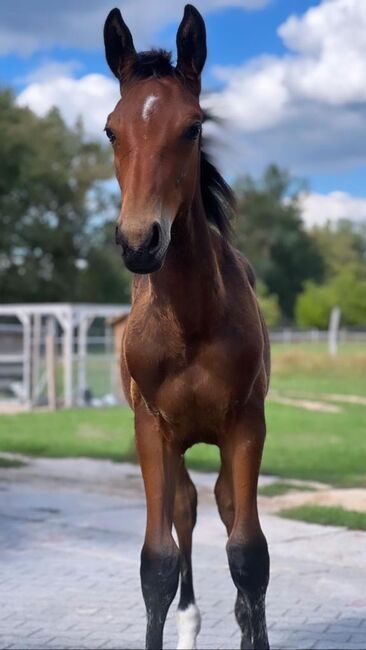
269 328 366 343
0 322 365 409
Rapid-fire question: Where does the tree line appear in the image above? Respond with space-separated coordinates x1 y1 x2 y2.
1 90 365 327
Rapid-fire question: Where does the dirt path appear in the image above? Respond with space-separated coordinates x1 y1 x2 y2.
269 394 342 412
269 388 366 413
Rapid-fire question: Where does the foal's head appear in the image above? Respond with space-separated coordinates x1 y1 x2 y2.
104 5 207 273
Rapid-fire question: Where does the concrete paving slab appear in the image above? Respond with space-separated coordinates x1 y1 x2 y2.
0 457 365 649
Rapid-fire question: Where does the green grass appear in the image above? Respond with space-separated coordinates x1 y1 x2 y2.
262 401 366 487
257 481 315 497
0 408 135 461
0 342 365 487
280 504 366 531
271 342 366 396
0 399 365 487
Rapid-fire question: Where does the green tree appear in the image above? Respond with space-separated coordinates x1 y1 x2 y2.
234 165 324 319
310 219 366 280
77 220 131 303
0 89 129 303
256 281 281 327
296 270 366 328
297 219 366 328
295 281 336 328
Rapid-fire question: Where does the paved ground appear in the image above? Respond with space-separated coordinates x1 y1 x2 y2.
0 457 365 650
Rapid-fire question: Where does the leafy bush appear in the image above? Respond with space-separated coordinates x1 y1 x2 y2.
295 271 366 327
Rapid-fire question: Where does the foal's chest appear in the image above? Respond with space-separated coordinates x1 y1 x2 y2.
125 314 259 440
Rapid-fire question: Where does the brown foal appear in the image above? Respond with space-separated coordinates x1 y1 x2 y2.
104 5 270 649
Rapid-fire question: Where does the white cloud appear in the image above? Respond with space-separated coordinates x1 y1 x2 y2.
210 57 290 131
17 73 120 137
299 191 366 227
278 0 366 105
0 0 271 56
205 0 366 174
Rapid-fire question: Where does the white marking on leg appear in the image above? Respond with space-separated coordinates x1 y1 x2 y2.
142 94 158 121
176 603 201 650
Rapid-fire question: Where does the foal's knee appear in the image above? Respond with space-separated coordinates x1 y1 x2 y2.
227 533 269 598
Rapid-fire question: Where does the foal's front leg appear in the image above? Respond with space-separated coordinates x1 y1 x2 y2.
223 404 270 650
135 406 181 650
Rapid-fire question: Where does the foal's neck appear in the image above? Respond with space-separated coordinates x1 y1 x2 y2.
149 193 222 335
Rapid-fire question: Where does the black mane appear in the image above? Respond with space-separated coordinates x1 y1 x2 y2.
129 49 176 80
130 50 235 240
200 151 234 240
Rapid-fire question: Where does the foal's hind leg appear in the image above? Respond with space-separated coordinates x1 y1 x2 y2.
135 406 181 650
221 404 270 650
174 460 200 649
215 456 234 536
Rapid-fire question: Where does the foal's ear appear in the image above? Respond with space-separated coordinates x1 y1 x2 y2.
176 4 207 92
104 8 136 82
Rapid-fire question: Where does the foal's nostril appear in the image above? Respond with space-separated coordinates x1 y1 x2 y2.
149 222 162 254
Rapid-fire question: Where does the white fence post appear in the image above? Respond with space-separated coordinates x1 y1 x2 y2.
46 317 56 410
77 316 91 404
31 313 41 404
63 323 73 408
328 306 341 356
17 312 32 407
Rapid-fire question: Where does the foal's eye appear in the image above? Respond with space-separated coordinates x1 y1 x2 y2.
104 127 116 144
183 122 202 141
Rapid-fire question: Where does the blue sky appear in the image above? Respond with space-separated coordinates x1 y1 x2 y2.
1 0 366 225
2 1 320 88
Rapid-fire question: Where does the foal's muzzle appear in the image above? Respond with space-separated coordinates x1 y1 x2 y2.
115 221 169 274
